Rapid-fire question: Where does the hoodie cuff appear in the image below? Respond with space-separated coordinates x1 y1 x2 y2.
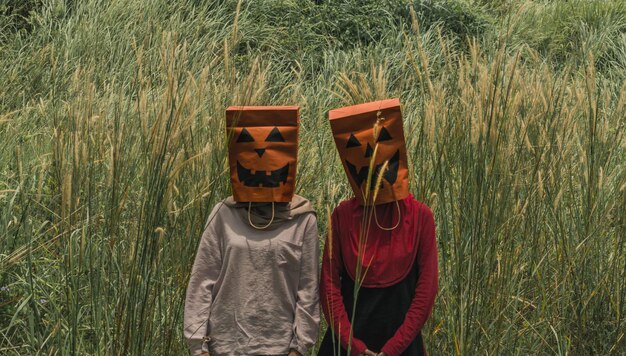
289 335 308 356
288 347 304 356
288 344 305 355
349 338 367 356
381 343 400 356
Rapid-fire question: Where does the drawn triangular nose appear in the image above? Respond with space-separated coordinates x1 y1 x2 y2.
364 143 374 158
254 148 266 158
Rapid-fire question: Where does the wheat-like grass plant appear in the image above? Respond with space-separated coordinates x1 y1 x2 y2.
1 1 625 355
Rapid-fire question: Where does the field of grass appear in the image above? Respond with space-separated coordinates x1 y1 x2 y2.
1 0 625 354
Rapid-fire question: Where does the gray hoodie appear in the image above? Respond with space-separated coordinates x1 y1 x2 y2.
184 195 320 355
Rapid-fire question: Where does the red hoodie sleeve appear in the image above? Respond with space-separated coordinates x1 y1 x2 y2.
320 209 368 356
381 204 439 356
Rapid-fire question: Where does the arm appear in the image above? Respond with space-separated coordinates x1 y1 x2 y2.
320 210 368 356
184 207 223 356
381 205 438 356
289 214 321 355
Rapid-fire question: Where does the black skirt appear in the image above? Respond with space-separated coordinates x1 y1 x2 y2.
317 261 425 356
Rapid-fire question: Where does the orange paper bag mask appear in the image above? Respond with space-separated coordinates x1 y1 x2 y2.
226 106 299 203
329 98 409 205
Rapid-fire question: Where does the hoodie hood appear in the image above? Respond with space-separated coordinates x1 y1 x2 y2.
223 194 315 230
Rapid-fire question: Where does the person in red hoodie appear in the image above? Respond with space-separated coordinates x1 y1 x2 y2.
318 99 438 356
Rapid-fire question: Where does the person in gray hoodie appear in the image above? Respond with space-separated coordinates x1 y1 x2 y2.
184 106 319 356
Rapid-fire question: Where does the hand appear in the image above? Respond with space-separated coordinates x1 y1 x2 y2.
361 350 377 356
288 350 302 356
378 353 387 356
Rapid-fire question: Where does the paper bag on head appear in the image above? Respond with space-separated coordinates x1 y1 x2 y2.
226 106 299 203
329 98 409 205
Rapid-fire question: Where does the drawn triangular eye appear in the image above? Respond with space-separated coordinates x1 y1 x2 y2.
265 127 285 142
364 143 374 158
237 128 255 143
376 127 392 142
346 133 361 148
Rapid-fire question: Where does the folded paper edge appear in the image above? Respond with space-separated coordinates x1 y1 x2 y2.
328 98 401 120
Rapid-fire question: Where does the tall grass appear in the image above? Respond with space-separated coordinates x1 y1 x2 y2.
1 0 625 354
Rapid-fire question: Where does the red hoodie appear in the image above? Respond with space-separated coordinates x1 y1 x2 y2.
320 194 438 356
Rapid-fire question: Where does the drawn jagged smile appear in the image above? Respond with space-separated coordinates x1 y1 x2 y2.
345 150 400 190
237 161 289 188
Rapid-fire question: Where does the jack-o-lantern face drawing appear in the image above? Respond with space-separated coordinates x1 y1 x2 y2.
226 106 299 202
329 98 409 205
